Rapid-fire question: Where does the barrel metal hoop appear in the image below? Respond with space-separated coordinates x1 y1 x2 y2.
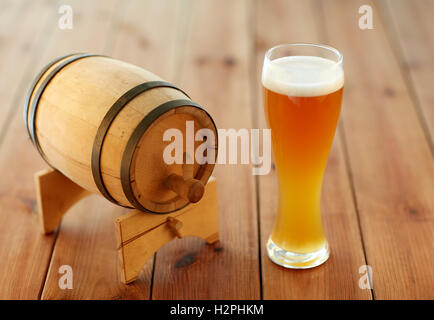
120 99 215 214
24 53 78 137
27 53 103 166
91 81 190 207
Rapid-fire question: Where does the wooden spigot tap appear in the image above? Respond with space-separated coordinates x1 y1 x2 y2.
165 153 205 203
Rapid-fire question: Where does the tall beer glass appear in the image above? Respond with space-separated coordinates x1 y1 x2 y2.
262 43 344 268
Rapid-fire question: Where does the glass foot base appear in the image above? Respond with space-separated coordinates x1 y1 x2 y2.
266 238 329 269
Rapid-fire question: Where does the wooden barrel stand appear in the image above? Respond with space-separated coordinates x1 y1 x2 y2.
35 168 219 284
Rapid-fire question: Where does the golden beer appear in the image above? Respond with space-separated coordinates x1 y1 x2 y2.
262 44 344 268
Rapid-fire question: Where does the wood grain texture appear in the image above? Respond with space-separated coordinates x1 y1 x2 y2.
254 0 371 300
108 0 188 81
379 0 434 145
0 0 45 130
321 0 434 299
151 0 261 300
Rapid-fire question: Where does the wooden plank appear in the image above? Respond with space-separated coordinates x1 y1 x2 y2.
40 0 189 299
108 0 188 81
35 168 91 234
0 0 41 133
254 0 371 299
115 179 218 243
115 178 218 284
151 0 261 299
0 0 61 300
379 0 434 146
321 0 434 299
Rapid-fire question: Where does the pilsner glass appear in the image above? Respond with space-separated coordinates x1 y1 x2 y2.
262 43 344 268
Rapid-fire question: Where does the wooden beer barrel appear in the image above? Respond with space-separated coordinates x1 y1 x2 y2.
24 53 217 214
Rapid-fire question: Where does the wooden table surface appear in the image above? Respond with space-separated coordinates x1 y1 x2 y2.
0 0 432 300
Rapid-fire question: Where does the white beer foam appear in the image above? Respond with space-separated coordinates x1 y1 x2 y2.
262 56 344 97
